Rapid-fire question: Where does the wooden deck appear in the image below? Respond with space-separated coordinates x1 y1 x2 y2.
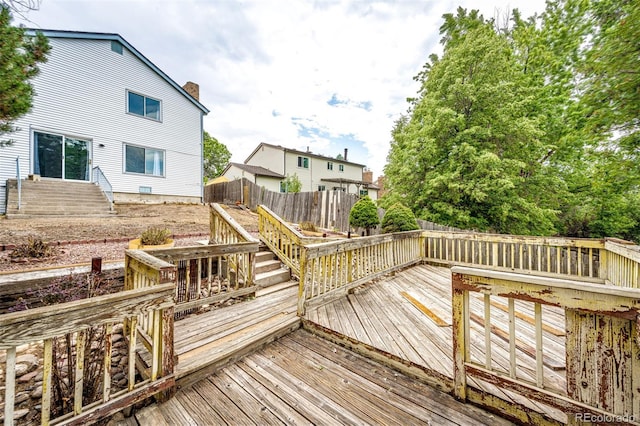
304 264 569 424
172 283 300 386
136 330 512 425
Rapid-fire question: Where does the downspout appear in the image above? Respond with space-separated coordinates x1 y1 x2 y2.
200 113 204 202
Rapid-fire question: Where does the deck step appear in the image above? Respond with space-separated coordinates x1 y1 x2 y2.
255 280 298 297
255 259 281 274
255 268 290 287
255 250 276 263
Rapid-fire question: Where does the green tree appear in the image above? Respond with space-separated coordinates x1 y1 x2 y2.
349 196 379 236
381 203 419 233
0 5 49 146
202 131 231 182
385 11 559 235
281 174 301 193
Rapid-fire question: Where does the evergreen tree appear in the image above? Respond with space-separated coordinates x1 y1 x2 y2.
349 196 379 236
0 5 49 146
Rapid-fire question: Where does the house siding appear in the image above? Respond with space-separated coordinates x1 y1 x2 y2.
0 36 204 213
247 145 284 175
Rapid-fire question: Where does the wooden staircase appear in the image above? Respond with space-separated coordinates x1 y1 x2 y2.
170 246 299 387
5 178 113 217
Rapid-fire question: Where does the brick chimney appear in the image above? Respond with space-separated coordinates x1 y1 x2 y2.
183 81 200 101
363 170 373 183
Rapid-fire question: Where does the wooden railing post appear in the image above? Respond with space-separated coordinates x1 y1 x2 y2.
298 247 308 316
451 272 467 401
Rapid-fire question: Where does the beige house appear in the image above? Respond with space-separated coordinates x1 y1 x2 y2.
225 143 379 199
221 162 284 193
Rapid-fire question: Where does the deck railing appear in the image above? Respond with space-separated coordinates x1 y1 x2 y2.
297 231 423 315
603 238 640 288
143 242 260 315
0 278 174 425
451 266 640 425
257 204 333 276
92 166 114 210
423 231 605 282
210 203 259 245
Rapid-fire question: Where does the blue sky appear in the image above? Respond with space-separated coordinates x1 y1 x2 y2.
16 0 547 178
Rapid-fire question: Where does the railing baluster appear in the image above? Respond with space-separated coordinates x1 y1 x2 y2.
535 303 544 388
102 324 113 405
42 339 53 425
128 316 137 391
508 298 516 379
5 346 16 426
484 294 492 370
74 330 86 415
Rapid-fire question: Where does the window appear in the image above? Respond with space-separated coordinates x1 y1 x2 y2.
127 91 161 121
280 181 286 193
339 164 344 172
125 144 165 176
360 189 369 196
111 40 123 55
297 156 309 169
318 185 326 191
327 162 333 170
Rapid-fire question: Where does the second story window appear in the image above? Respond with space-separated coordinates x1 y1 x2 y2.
327 162 333 170
297 156 309 169
127 91 161 121
339 164 344 172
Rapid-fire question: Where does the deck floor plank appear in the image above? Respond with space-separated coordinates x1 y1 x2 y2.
305 263 567 424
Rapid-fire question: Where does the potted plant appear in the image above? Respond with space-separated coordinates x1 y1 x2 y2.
128 227 175 250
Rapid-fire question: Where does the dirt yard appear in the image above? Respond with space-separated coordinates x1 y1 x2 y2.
0 203 260 272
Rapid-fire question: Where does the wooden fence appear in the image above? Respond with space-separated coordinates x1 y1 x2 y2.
205 178 456 233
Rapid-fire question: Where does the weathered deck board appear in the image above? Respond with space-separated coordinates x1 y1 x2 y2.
145 330 511 425
305 263 568 424
170 285 300 384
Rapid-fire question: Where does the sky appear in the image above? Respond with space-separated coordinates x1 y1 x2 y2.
16 0 547 179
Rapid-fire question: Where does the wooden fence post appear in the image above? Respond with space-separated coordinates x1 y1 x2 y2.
452 273 467 401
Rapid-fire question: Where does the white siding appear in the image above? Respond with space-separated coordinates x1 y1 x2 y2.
284 152 313 191
255 176 281 193
223 164 256 182
1 37 204 212
247 145 284 175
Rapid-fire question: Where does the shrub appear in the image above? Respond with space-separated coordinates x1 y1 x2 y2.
140 227 171 245
381 203 420 233
10 236 57 259
299 221 317 232
349 196 379 236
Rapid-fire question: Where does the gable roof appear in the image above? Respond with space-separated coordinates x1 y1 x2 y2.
225 162 285 178
247 142 366 168
26 29 209 114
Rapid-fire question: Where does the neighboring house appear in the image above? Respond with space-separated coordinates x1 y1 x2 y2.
221 162 284 193
0 30 209 213
228 142 378 199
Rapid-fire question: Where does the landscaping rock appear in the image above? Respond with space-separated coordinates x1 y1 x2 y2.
15 354 39 373
14 392 30 405
18 370 39 383
31 385 43 399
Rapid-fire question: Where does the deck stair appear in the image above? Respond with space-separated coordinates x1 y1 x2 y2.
5 178 113 217
254 246 291 288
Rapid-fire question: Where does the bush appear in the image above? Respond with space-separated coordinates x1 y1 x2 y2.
299 221 317 232
381 203 419 233
140 227 171 245
10 236 57 259
349 196 379 235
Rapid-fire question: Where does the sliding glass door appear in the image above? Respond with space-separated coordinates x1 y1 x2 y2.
34 132 91 181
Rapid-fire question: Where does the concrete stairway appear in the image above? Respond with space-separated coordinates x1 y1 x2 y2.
5 178 113 217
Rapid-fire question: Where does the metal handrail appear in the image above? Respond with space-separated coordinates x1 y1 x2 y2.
16 156 21 211
92 166 114 210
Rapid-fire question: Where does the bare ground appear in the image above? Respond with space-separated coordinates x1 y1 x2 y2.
0 203 260 272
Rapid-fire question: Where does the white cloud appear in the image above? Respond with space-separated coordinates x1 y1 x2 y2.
17 0 546 177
